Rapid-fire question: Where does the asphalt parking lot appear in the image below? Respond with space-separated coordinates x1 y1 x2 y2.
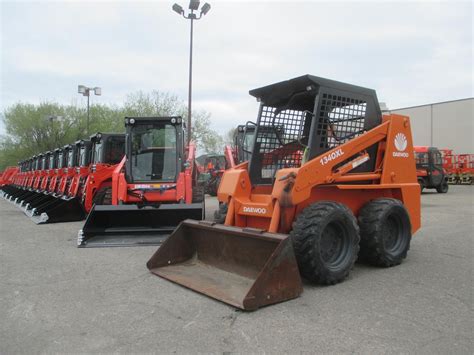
1 187 472 353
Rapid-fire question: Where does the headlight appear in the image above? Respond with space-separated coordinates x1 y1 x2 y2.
171 118 177 124
129 118 135 124
177 117 182 124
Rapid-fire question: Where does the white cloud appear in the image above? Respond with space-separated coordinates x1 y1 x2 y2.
1 0 472 136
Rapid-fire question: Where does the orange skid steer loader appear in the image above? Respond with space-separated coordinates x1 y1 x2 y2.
147 75 421 310
78 116 204 247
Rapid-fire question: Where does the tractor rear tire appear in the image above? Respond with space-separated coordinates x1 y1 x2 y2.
192 185 205 203
436 181 449 193
290 201 360 285
358 198 411 267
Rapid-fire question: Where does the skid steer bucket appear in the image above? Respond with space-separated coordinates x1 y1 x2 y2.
147 220 303 311
78 203 204 247
28 197 85 224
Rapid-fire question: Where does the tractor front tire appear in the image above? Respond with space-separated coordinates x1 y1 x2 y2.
418 179 425 192
436 181 449 193
358 198 411 267
290 201 360 285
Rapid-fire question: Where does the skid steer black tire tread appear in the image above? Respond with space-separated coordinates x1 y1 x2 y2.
213 202 228 224
92 187 112 205
436 181 449 193
290 201 360 285
358 198 411 267
192 185 205 203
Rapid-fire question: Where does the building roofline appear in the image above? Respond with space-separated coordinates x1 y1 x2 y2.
390 97 473 112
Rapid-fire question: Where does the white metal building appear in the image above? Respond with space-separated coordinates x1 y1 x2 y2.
389 98 474 153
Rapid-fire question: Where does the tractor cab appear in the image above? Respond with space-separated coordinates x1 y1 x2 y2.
234 124 256 164
76 139 92 169
414 146 448 193
90 132 125 165
125 117 184 184
48 150 59 171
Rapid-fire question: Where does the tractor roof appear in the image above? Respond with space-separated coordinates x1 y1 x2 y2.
249 74 379 108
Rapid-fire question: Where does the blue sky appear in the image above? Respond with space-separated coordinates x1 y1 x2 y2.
1 0 473 135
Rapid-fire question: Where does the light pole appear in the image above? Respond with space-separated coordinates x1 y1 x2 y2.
78 85 101 135
172 0 211 144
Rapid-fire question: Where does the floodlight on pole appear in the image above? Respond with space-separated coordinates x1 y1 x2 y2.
77 85 102 135
172 1 211 144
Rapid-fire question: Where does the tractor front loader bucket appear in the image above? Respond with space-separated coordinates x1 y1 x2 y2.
78 203 204 247
28 197 86 224
147 220 303 311
1 185 19 199
20 192 51 209
12 190 35 204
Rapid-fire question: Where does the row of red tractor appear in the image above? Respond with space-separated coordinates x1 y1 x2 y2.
0 133 125 224
439 149 474 185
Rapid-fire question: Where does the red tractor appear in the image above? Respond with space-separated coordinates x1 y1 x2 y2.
78 116 204 247
414 146 448 193
81 132 126 212
457 154 474 184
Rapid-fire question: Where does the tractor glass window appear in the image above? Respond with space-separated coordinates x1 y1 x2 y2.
79 147 88 166
67 150 74 167
49 154 55 169
242 129 256 161
41 157 47 170
433 152 443 166
131 124 177 181
57 153 63 168
93 142 102 163
104 136 125 164
415 152 428 166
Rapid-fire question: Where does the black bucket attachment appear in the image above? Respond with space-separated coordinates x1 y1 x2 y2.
77 203 204 247
9 189 33 204
28 197 86 224
147 220 303 311
20 192 52 209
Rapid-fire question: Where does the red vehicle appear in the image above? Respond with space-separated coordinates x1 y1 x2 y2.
414 146 448 193
78 116 204 247
457 154 474 184
81 132 125 212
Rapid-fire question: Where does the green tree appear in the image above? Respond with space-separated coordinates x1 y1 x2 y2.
0 90 226 170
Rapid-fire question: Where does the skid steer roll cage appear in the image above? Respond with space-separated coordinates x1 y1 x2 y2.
247 75 382 185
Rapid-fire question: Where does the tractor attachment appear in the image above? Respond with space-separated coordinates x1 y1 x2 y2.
147 220 302 310
28 196 85 224
78 203 204 247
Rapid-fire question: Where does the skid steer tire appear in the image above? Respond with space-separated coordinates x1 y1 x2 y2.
213 202 228 224
192 185 205 203
358 198 411 267
93 187 112 205
436 181 449 193
290 201 360 285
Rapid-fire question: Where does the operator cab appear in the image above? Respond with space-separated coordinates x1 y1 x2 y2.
55 148 65 169
75 139 92 168
235 124 256 164
414 146 447 192
125 117 184 183
90 133 125 164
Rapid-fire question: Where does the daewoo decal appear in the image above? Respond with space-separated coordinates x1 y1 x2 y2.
242 207 267 214
393 133 409 158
